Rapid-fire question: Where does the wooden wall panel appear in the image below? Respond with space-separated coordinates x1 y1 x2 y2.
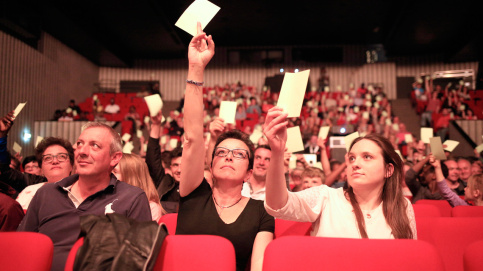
0 31 99 156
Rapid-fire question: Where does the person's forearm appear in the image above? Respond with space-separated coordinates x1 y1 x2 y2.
150 123 161 139
265 149 289 210
412 157 429 173
325 162 346 187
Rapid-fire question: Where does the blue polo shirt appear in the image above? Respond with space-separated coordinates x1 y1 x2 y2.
18 174 152 271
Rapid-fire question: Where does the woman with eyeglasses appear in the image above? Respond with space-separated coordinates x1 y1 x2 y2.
175 23 274 271
16 137 74 209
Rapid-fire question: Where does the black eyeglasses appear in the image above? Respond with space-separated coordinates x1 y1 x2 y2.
214 147 249 159
42 153 69 164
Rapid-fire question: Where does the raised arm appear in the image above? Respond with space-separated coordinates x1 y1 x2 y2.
179 23 215 197
317 137 331 175
146 110 166 187
430 154 468 206
205 117 225 167
264 106 289 209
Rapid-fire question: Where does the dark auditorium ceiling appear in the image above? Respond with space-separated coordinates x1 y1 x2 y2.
2 0 482 67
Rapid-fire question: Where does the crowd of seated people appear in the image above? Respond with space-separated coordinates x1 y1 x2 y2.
1 27 483 270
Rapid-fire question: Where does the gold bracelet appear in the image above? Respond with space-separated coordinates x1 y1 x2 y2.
186 79 204 86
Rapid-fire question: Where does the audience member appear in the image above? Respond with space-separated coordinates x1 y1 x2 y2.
246 97 262 116
241 145 271 200
104 98 121 114
176 24 274 271
146 110 182 214
0 192 24 231
18 122 152 271
289 167 304 192
22 155 41 175
443 159 466 195
264 107 416 239
301 167 325 190
16 137 75 209
113 153 163 221
457 156 472 184
404 156 443 203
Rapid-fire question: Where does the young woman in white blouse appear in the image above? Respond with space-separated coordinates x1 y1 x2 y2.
263 107 416 239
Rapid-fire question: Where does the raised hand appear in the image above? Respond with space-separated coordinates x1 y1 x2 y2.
188 22 215 69
209 117 225 141
0 111 15 138
263 107 288 153
150 110 164 126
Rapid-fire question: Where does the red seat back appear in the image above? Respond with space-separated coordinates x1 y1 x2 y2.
263 236 444 271
0 232 53 271
416 217 483 271
412 204 442 217
452 205 483 217
414 199 452 217
157 213 178 234
64 237 84 271
153 235 236 271
274 219 312 238
464 239 483 271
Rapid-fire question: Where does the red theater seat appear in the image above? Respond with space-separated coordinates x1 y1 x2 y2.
452 205 483 217
263 236 444 271
0 232 53 271
412 204 442 217
158 213 178 234
274 219 312 238
414 199 452 217
464 239 483 271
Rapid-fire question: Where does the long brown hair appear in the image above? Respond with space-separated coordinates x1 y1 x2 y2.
117 153 160 204
344 133 413 239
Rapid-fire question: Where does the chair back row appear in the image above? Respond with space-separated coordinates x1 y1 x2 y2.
413 200 483 217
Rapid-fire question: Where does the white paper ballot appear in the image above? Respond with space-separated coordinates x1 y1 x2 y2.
277 70 310 117
404 134 413 143
345 132 360 151
421 128 434 144
144 94 163 117
13 142 22 154
122 141 134 154
13 102 27 118
429 137 447 160
136 129 143 138
175 0 220 36
442 140 459 152
35 136 44 148
249 129 263 144
286 127 304 153
122 133 131 142
314 162 323 170
303 154 317 165
219 101 237 124
289 155 297 169
169 138 179 149
160 135 167 145
318 126 330 139
476 144 483 154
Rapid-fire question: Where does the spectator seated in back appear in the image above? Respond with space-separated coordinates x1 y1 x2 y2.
22 155 42 176
104 98 121 114
18 122 152 271
301 167 325 190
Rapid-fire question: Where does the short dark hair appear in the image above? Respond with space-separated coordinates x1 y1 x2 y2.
22 155 39 169
35 137 75 168
170 147 183 165
212 130 255 170
255 144 271 152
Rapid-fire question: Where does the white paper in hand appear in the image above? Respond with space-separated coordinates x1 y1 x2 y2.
420 127 434 144
13 102 27 118
442 140 459 152
277 70 310 117
429 137 447 160
122 141 134 154
144 94 163 117
175 0 220 36
219 101 237 124
122 133 131 142
286 127 304 153
318 126 330 139
249 129 263 144
13 142 22 154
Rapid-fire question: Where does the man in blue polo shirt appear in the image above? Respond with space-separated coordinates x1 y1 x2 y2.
18 122 152 271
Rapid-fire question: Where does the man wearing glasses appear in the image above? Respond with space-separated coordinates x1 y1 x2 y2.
17 122 151 271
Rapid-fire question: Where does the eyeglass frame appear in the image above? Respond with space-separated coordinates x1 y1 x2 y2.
214 147 250 160
42 153 70 164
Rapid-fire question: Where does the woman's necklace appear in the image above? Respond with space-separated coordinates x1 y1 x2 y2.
213 195 243 215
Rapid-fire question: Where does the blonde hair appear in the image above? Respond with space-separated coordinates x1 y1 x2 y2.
301 167 326 184
118 153 160 204
468 174 483 196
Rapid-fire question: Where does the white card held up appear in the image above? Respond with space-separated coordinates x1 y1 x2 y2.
442 140 459 152
404 134 413 143
122 133 131 142
35 136 44 148
420 127 434 144
286 127 304 153
249 129 263 144
122 141 134 154
345 132 360 151
476 144 483 154
169 138 179 149
314 162 323 170
429 137 446 160
144 94 163 117
303 154 317 165
318 126 330 139
219 101 237 124
175 0 220 36
13 102 27 118
136 129 143 138
13 142 22 154
277 70 310 117
289 155 297 169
